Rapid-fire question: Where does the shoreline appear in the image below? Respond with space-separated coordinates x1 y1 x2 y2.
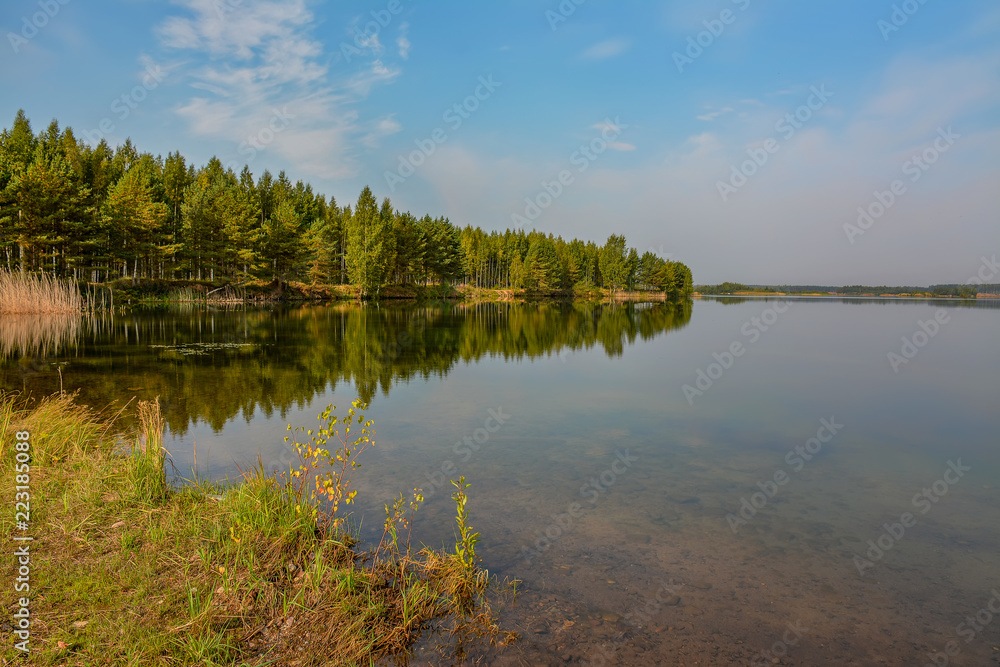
0 393 517 664
68 279 692 308
695 291 997 299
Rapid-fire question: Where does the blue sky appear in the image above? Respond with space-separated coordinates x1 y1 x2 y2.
2 0 998 285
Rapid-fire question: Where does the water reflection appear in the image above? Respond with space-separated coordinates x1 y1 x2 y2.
2 297 998 664
0 313 83 358
0 300 691 435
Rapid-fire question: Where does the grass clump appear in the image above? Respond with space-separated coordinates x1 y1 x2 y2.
0 393 517 665
0 270 87 314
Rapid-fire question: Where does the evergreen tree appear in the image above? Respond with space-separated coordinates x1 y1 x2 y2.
345 186 396 297
307 195 342 284
13 149 93 275
102 166 168 280
261 199 305 281
0 110 37 269
599 234 629 291
522 237 561 290
0 113 697 293
180 167 227 280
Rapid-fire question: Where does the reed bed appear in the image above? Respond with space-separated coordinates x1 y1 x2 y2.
0 269 86 313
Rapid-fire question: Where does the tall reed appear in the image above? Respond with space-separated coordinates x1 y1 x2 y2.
0 269 86 313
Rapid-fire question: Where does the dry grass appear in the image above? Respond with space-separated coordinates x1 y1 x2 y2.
0 270 86 314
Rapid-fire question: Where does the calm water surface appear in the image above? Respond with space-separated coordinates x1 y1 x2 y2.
4 298 999 666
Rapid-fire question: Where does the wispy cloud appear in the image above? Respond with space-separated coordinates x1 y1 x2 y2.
156 0 399 180
696 106 735 122
397 22 410 59
361 114 402 148
590 120 635 150
592 120 623 134
580 38 631 61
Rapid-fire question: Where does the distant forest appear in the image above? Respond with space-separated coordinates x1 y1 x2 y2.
698 282 997 297
0 111 692 298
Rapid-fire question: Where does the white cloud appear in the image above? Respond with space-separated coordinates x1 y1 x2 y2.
696 107 734 122
397 22 410 59
157 0 400 180
361 115 403 148
591 120 622 134
586 120 635 150
580 38 631 61
377 116 402 135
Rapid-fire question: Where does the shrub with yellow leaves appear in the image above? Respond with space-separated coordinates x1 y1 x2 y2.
283 399 373 535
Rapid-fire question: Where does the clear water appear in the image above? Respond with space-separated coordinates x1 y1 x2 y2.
4 298 998 665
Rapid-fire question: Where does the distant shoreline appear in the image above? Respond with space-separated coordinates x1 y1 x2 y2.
694 291 999 299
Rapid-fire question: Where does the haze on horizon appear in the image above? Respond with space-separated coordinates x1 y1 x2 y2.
2 0 997 286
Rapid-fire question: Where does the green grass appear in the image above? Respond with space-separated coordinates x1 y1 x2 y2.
0 393 517 665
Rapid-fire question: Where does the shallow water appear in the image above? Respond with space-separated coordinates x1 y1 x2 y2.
4 297 999 665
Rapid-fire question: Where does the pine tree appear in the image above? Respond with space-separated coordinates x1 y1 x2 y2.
102 166 168 280
0 110 37 269
522 237 561 290
306 197 342 283
599 234 629 291
260 200 306 281
13 149 93 275
180 168 227 280
345 187 396 297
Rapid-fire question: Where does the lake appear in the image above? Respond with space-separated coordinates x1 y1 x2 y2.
3 297 998 665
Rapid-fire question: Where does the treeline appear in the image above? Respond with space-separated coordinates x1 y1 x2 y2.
698 282 749 294
839 285 981 297
0 111 692 298
699 283 991 297
928 284 997 297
